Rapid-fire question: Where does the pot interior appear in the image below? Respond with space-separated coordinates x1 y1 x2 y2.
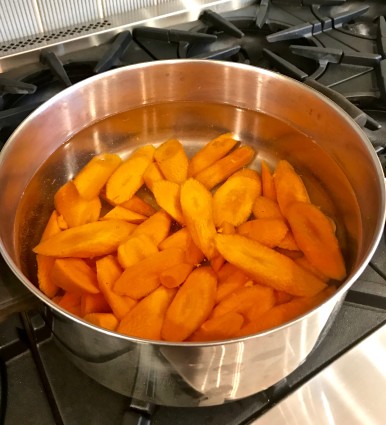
16 100 360 290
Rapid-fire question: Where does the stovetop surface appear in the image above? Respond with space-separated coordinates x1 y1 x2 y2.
1 1 386 424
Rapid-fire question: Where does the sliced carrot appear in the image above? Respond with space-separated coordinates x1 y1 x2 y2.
274 290 293 305
237 286 336 336
40 210 62 241
105 145 155 204
216 262 239 282
213 175 260 227
189 312 244 342
215 234 327 297
210 252 226 273
219 221 236 235
117 233 159 269
286 201 346 280
154 139 189 184
143 161 164 191
57 214 69 230
160 263 194 288
113 248 186 299
152 180 185 224
195 145 255 190
274 160 310 216
33 220 136 258
118 286 177 340
132 209 172 247
185 237 205 266
261 161 276 201
237 218 289 248
51 258 99 294
54 181 101 228
252 196 283 219
81 293 111 316
161 267 217 342
56 291 81 311
188 133 238 177
73 153 122 200
212 284 275 319
231 168 262 185
96 255 137 319
216 267 250 303
294 255 330 282
180 178 217 260
101 206 146 223
276 231 299 251
158 227 190 250
120 195 157 217
83 313 119 331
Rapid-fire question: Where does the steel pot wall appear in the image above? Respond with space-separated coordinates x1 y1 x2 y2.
0 60 384 406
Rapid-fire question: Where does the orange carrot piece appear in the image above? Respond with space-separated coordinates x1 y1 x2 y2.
81 293 111 316
96 255 137 319
117 233 159 269
101 206 147 223
143 161 164 191
261 161 276 201
160 263 194 288
237 218 289 248
33 220 136 258
57 214 69 230
219 221 236 235
105 145 155 204
185 236 205 266
36 210 62 298
73 153 122 200
113 248 186 299
213 175 260 227
294 255 330 282
210 252 226 273
195 145 255 190
252 196 283 219
212 284 275 319
154 139 189 184
237 287 336 336
215 234 327 297
231 168 262 185
51 258 99 294
180 178 217 260
158 228 189 250
152 180 185 224
276 231 299 251
54 181 101 228
161 267 217 342
132 210 172 247
189 312 244 342
84 313 119 331
120 195 157 217
188 133 238 177
286 201 346 280
274 290 293 305
216 262 239 282
215 267 250 303
118 286 177 340
274 160 310 216
56 291 81 311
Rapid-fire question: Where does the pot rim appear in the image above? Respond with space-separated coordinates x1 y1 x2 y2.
0 59 385 347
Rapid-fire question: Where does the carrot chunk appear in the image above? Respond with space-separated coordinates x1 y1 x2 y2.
159 227 190 250
213 175 260 227
54 181 101 228
81 293 111 316
252 196 283 219
57 292 82 316
84 313 119 331
51 258 99 294
261 161 276 201
120 195 157 217
274 160 310 216
101 206 147 223
143 161 164 191
276 231 299 251
160 263 194 288
154 139 189 184
180 178 217 260
161 267 217 341
117 233 159 269
73 153 122 200
286 201 346 280
105 145 155 204
132 210 172 247
195 145 255 190
118 286 177 340
113 248 186 299
33 220 136 258
188 133 238 177
96 255 137 319
189 312 244 342
215 234 327 297
215 267 250 303
237 218 289 248
231 168 262 185
152 180 185 224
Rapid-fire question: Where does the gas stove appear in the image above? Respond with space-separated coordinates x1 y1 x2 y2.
1 1 386 424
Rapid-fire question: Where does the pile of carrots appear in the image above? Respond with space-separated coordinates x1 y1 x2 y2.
33 133 346 342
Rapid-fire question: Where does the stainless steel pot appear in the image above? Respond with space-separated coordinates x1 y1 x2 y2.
0 60 384 407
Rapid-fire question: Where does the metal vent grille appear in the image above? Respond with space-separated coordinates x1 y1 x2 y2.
0 20 112 53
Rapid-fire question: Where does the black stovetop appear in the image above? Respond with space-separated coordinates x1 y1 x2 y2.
1 1 386 424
